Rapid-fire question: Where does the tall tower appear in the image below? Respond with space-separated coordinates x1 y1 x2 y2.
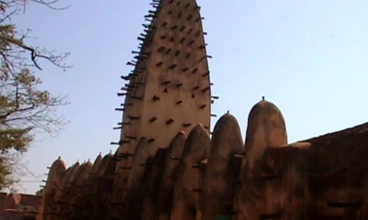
110 0 212 217
115 0 211 156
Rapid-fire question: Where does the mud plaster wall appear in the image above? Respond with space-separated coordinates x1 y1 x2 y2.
39 0 368 219
118 0 211 157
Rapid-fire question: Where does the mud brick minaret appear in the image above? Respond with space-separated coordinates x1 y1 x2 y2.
115 0 211 157
110 0 212 217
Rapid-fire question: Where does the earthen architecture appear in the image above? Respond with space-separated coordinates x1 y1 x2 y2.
0 192 41 220
38 0 368 219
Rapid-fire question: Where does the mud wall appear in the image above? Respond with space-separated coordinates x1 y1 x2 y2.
38 0 368 219
39 101 368 220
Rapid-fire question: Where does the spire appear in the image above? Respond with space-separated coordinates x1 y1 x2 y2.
110 1 213 217
114 0 212 156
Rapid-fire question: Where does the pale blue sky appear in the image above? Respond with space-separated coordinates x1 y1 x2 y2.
10 0 368 193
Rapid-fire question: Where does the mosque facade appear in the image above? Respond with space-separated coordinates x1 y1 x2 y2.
37 0 368 219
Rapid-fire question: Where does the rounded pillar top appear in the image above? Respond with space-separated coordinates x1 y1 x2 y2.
50 157 66 175
246 100 287 146
245 100 287 169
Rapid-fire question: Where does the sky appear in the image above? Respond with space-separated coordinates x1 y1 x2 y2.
8 0 368 193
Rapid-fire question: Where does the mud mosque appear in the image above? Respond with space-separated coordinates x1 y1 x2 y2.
36 0 368 219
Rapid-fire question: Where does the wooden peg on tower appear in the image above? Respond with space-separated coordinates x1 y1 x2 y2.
149 116 157 122
152 95 160 101
166 119 174 125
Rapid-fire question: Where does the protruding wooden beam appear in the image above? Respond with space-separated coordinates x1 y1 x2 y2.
194 6 201 11
166 118 174 125
152 95 160 101
182 123 191 127
121 75 130 80
121 87 131 91
195 17 205 22
171 25 178 30
202 86 210 92
148 138 155 143
126 136 137 140
199 56 209 62
157 46 165 53
128 115 140 120
198 44 207 49
169 64 177 69
161 80 171 85
126 84 138 89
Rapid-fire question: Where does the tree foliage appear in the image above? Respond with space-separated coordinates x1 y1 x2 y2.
0 0 68 188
